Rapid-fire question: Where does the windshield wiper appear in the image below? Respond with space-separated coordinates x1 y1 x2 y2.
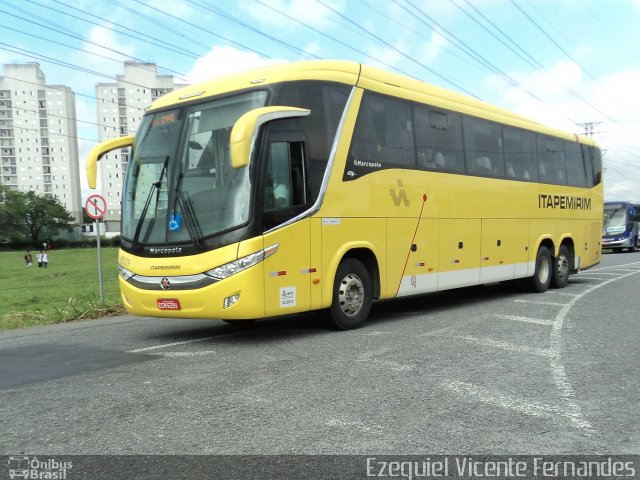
131 155 169 251
171 170 204 249
178 191 203 249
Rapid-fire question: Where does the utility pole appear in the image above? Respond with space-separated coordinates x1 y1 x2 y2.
576 121 603 138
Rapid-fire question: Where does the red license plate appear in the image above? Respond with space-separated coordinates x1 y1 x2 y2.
157 298 181 310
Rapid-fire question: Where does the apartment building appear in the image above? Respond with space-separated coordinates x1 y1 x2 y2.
0 63 82 222
95 62 183 233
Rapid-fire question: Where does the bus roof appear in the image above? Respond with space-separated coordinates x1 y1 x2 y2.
148 60 599 148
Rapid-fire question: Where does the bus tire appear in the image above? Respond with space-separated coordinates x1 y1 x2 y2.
328 258 372 330
524 245 552 293
551 244 571 288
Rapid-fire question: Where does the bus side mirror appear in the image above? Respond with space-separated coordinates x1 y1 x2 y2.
86 135 135 189
229 106 310 169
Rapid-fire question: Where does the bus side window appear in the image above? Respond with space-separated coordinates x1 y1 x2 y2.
581 144 594 187
565 142 588 187
463 117 504 177
503 127 537 181
591 146 603 186
349 92 414 167
537 135 567 185
413 106 464 174
264 141 307 212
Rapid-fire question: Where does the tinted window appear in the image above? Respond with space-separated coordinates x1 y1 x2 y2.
349 92 414 168
463 117 505 177
591 146 603 186
565 142 588 187
503 127 537 181
581 144 595 187
272 81 350 202
537 135 566 185
414 107 465 174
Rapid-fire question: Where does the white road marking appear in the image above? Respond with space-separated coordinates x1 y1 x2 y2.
128 323 283 353
548 266 640 434
588 262 640 272
493 314 555 326
568 276 607 281
444 260 640 435
129 336 221 353
599 268 640 273
545 291 580 297
513 299 565 306
578 271 625 276
149 350 216 358
443 380 568 419
453 335 555 358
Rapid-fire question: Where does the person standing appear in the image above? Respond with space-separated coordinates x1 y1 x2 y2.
24 251 33 268
42 250 48 269
36 251 43 268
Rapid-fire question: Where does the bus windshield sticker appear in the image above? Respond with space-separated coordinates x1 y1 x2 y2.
168 212 182 232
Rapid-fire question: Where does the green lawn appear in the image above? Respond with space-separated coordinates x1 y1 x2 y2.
0 247 125 329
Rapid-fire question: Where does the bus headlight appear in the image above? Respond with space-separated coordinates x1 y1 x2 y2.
206 244 278 280
118 264 135 281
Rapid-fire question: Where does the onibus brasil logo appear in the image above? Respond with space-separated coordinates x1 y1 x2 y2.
7 456 73 479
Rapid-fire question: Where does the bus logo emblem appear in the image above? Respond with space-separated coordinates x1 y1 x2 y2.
390 179 410 207
160 277 171 290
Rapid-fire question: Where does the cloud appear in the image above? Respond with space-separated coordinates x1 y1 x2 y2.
364 24 447 73
485 62 640 202
80 24 136 70
185 46 286 84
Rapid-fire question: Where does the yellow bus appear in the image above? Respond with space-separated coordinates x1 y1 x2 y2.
87 60 603 330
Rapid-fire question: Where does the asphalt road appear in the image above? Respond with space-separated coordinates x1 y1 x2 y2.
1 251 639 457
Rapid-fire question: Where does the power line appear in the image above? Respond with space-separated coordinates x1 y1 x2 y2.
398 0 549 105
508 0 603 88
130 0 278 61
314 0 480 98
576 121 603 138
451 0 616 126
187 0 318 59
0 75 145 114
0 25 157 79
1 4 183 81
0 43 180 95
49 0 200 69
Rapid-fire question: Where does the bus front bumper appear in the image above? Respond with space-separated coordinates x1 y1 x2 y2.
118 266 265 320
602 236 632 248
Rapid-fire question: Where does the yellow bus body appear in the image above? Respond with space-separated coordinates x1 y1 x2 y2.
88 61 602 324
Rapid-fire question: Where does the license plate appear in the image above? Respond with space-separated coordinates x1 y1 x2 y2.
157 298 181 310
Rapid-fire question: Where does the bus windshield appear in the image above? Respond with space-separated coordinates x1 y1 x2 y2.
603 204 627 234
121 91 268 245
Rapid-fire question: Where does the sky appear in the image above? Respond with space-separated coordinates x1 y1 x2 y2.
1 0 639 202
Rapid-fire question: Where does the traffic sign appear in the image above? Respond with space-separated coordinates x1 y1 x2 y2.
85 194 107 220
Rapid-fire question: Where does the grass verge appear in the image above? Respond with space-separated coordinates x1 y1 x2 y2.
0 247 126 330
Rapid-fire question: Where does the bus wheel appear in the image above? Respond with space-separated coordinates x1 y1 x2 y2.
551 244 571 288
524 246 552 293
328 258 372 330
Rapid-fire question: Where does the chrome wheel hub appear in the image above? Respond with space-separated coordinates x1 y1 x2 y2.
338 273 364 316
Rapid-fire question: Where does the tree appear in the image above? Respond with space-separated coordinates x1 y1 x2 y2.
0 188 76 245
